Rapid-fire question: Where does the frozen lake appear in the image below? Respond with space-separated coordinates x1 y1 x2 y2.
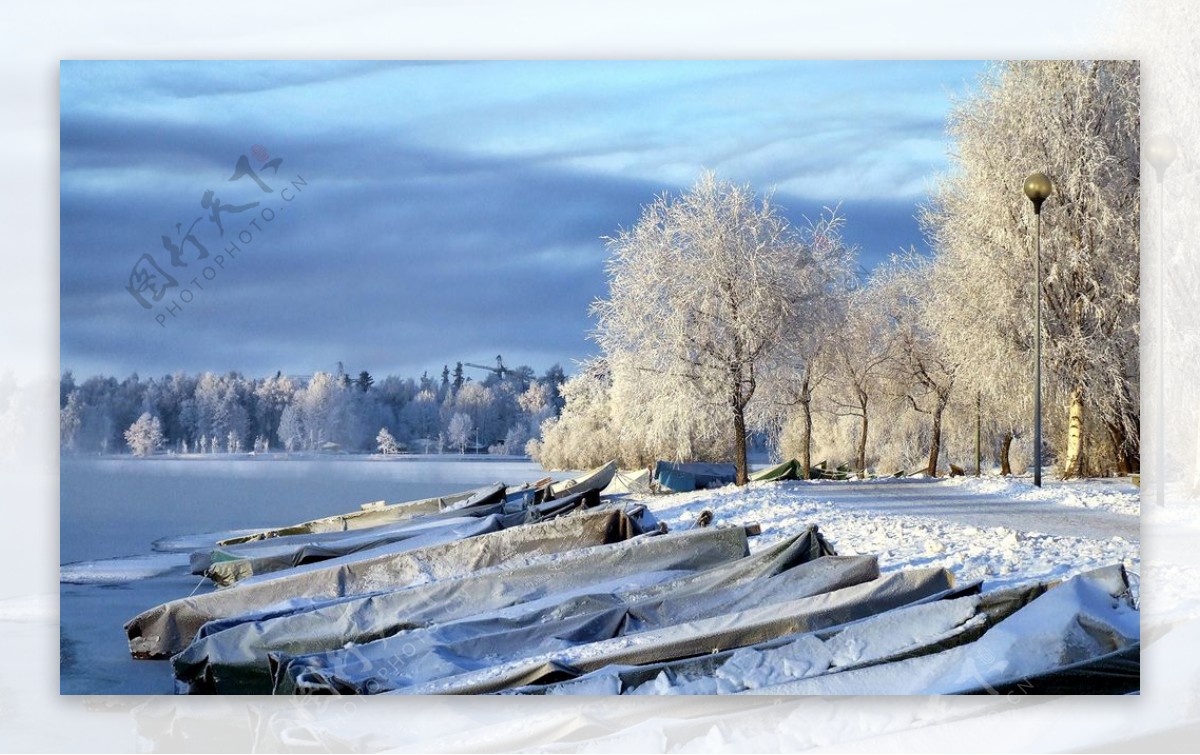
59 455 559 694
60 455 556 563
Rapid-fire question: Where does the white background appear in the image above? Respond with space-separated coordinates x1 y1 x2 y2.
2 1 1199 751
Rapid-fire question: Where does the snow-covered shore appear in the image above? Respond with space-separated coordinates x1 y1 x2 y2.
631 476 1139 593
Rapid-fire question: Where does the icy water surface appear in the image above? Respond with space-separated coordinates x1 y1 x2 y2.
59 455 554 694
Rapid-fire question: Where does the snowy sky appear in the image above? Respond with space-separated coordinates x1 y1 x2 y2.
60 60 986 380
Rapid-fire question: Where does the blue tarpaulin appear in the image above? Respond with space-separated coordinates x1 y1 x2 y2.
653 461 737 492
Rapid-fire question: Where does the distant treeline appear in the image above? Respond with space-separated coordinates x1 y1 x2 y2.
59 362 566 456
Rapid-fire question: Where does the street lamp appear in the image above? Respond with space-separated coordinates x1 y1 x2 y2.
1024 171 1053 487
1146 133 1177 507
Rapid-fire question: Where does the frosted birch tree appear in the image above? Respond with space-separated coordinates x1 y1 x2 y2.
124 412 164 457
923 60 1140 477
447 412 473 454
594 173 846 485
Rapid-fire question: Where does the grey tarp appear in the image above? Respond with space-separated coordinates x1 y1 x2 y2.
127 506 644 658
272 527 843 694
738 565 1138 695
383 566 955 695
200 488 606 586
171 523 758 693
505 580 1072 695
213 484 507 547
200 515 495 586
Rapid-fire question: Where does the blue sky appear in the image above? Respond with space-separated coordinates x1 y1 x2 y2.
60 60 986 380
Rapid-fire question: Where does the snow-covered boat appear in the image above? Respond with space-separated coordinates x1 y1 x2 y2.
214 484 506 547
545 460 617 500
126 506 649 659
171 514 739 693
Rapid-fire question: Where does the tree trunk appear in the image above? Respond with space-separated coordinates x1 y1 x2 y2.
1064 388 1085 479
1000 431 1014 476
733 403 748 486
926 401 945 477
800 392 813 480
1106 420 1137 475
857 405 868 480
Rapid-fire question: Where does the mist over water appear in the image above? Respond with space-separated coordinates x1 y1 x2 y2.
60 456 552 563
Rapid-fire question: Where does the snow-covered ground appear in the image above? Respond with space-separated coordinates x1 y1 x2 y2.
631 475 1140 593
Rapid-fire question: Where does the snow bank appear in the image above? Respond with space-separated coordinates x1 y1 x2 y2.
940 475 1140 516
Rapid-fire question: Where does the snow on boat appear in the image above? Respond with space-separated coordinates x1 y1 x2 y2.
389 566 957 695
735 565 1139 695
112 463 1139 697
213 484 507 547
273 528 846 695
545 460 617 500
60 553 191 585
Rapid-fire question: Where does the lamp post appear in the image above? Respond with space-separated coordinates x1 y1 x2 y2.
1146 134 1177 506
1024 172 1053 487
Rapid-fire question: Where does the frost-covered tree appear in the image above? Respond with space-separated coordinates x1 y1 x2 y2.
923 60 1140 477
60 390 83 452
277 405 303 452
296 372 353 450
876 252 958 476
447 412 473 454
828 283 898 478
401 389 441 444
757 210 856 476
376 427 400 455
254 373 296 447
534 361 621 469
594 172 845 484
124 412 164 457
446 382 497 446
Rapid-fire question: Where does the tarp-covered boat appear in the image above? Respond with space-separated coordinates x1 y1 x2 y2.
545 461 618 500
272 527 840 694
171 521 759 693
214 484 507 546
653 461 737 492
737 565 1138 695
749 459 803 482
127 506 647 659
602 468 653 495
198 488 608 586
385 566 957 695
